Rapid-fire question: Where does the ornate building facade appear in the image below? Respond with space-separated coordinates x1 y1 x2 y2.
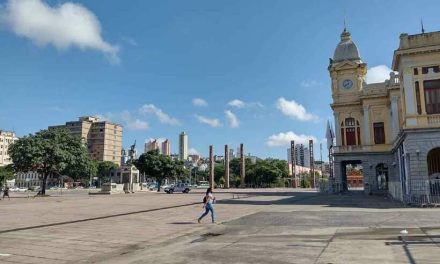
330 28 440 194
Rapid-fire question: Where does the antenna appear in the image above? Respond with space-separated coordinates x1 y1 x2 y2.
421 18 425 34
343 11 347 32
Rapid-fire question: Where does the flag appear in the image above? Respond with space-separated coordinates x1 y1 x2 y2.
326 120 334 150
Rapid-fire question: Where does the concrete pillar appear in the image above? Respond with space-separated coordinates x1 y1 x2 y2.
391 96 399 140
363 106 371 145
240 143 245 188
334 113 341 146
209 145 214 188
224 145 230 189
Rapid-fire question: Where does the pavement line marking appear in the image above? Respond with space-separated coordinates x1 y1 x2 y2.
0 253 12 257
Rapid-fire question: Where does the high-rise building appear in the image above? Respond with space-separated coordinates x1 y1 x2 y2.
49 116 123 166
179 132 188 161
294 144 310 167
0 130 18 166
161 139 171 156
145 139 159 153
229 148 235 159
236 147 241 158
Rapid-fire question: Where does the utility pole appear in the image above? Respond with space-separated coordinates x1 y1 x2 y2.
209 145 214 188
224 145 230 189
320 143 323 179
240 143 245 188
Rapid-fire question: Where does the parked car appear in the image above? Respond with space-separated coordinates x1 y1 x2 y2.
164 183 191 194
18 187 28 192
195 181 209 189
148 183 158 191
9 187 19 192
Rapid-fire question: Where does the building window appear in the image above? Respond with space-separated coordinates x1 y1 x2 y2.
373 122 385 144
428 148 440 177
376 163 388 190
422 66 440 74
424 79 440 114
415 81 422 114
341 118 359 146
414 68 419 75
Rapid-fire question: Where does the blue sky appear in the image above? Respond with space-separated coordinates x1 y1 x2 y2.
1 0 440 159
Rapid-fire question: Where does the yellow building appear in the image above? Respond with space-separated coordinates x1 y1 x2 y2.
329 28 440 195
50 116 123 166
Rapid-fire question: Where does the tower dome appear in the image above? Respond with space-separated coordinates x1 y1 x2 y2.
333 29 361 63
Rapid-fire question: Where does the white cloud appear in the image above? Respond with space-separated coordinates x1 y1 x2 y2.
126 119 149 131
366 65 394 84
121 36 137 47
195 115 222 128
120 110 131 122
188 148 199 155
228 99 245 108
1 0 119 63
225 110 239 128
227 99 264 109
139 104 181 126
276 97 319 122
192 98 208 107
300 80 320 88
266 131 317 147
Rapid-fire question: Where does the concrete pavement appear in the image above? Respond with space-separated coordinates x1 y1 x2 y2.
0 189 439 263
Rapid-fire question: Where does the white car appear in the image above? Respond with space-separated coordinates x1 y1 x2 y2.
164 183 191 194
9 187 19 192
18 187 28 192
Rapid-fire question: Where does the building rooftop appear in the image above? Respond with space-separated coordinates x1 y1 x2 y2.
393 30 440 70
333 29 362 63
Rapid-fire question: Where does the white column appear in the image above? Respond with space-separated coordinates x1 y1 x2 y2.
363 106 370 145
391 96 399 139
334 113 340 146
403 70 415 115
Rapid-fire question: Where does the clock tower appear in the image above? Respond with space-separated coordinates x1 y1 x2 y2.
329 28 367 150
328 28 367 104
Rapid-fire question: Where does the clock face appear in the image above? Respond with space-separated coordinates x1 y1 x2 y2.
342 79 353 90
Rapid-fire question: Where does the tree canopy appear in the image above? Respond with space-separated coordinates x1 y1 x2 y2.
134 149 185 191
97 161 118 183
8 128 95 195
0 165 14 187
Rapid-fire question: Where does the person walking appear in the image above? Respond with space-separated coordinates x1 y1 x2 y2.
198 188 216 224
3 187 10 200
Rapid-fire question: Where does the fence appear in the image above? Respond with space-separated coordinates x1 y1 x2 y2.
316 180 344 194
388 179 440 206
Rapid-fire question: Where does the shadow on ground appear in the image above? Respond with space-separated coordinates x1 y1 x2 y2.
217 190 405 209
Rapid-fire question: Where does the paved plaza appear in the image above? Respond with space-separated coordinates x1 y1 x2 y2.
0 189 439 263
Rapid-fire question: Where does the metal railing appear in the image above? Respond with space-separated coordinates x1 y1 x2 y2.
388 179 440 206
316 180 345 194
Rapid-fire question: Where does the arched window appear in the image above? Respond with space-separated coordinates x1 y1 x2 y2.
428 148 440 177
341 118 361 146
376 163 388 190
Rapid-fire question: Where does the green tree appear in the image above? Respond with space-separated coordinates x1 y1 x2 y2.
0 165 14 187
97 161 118 184
134 149 183 191
214 163 225 186
8 128 95 195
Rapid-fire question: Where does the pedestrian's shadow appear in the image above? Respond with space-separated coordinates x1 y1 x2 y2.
169 222 195 225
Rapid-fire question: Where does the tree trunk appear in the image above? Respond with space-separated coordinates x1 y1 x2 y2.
157 181 161 192
41 173 48 195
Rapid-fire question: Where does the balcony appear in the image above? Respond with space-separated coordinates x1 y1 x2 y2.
333 145 370 153
427 114 440 125
333 144 392 153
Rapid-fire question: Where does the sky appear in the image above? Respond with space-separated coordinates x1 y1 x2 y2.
1 0 440 160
